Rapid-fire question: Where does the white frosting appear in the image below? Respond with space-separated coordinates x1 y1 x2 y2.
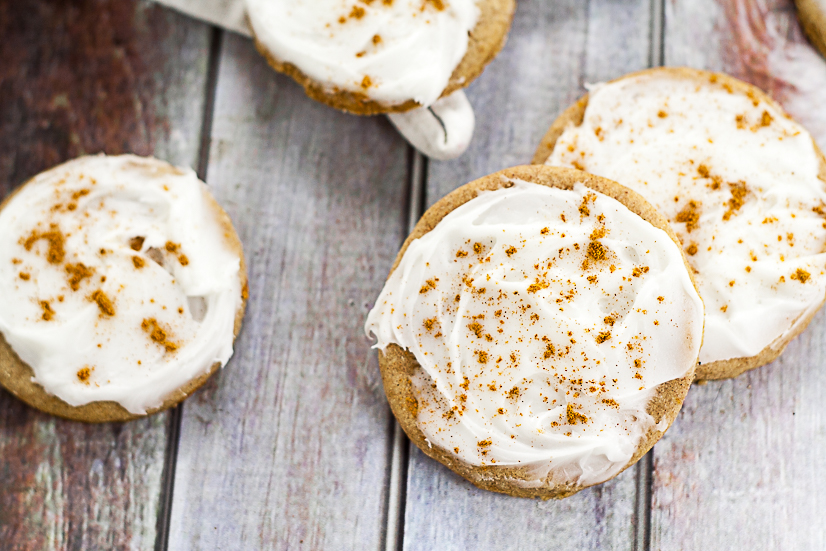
244 0 481 107
366 181 703 487
388 90 476 160
547 72 826 364
0 155 243 414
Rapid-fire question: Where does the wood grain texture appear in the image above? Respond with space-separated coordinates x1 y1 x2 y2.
167 33 410 549
0 1 212 549
402 1 655 548
651 1 826 548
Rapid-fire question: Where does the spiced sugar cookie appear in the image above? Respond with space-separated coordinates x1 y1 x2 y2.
0 155 247 422
365 165 704 498
244 0 515 114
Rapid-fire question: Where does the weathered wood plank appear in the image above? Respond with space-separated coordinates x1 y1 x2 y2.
402 1 655 549
167 33 410 549
0 1 213 549
651 1 826 548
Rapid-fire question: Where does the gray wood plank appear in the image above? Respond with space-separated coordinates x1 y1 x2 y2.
402 1 655 549
651 1 826 548
0 2 212 549
167 32 410 549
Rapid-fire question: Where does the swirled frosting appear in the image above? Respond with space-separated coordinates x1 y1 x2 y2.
0 155 243 414
366 181 703 487
244 0 480 107
546 71 826 364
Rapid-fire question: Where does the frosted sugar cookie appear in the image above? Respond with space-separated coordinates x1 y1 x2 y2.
0 155 247 422
537 67 826 380
365 165 703 498
244 0 515 114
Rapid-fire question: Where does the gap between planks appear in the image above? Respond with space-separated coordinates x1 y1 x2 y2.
384 149 427 551
154 25 225 551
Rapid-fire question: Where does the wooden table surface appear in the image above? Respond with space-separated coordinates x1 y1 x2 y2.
1 0 826 549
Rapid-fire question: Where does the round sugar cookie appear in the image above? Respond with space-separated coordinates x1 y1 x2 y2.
536 67 826 381
365 165 704 499
245 0 515 115
797 0 826 58
0 155 248 422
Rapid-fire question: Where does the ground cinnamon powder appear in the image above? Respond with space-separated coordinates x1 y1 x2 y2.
586 241 606 261
566 403 588 424
90 290 115 316
40 301 55 321
65 262 94 291
723 182 747 221
141 318 179 352
23 225 66 264
675 201 701 232
791 268 811 283
77 367 91 383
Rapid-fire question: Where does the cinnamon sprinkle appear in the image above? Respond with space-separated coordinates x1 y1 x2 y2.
129 236 145 251
527 279 549 293
467 321 484 338
722 182 747 221
791 268 811 284
419 279 437 294
65 262 94 291
23 225 66 264
90 289 115 316
632 266 650 278
595 331 611 344
141 318 179 352
40 300 55 321
77 366 91 383
566 404 588 424
675 200 701 232
586 241 606 261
